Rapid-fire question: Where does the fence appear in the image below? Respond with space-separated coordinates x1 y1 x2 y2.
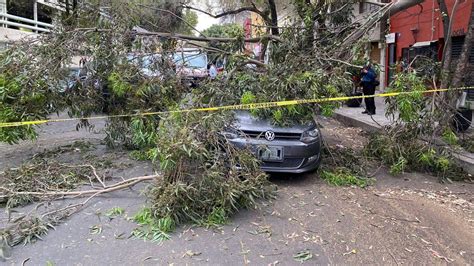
0 12 53 33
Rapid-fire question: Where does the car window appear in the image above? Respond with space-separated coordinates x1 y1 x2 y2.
127 54 162 69
173 53 207 69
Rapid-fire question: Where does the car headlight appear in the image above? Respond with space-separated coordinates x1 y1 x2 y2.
300 128 320 143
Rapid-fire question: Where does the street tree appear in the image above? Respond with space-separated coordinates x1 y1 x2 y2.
0 0 471 251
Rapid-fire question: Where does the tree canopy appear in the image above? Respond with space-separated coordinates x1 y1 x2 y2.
0 0 471 249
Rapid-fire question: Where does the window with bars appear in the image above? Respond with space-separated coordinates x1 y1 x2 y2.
451 36 474 63
402 42 439 63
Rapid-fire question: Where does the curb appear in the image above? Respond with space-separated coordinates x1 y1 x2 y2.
332 111 381 133
333 109 474 175
451 150 474 176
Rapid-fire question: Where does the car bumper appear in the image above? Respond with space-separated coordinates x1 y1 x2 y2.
228 137 322 174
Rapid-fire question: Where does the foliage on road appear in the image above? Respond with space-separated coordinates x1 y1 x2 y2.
146 111 276 226
0 159 104 208
320 144 374 187
320 169 372 188
366 70 469 181
0 0 472 256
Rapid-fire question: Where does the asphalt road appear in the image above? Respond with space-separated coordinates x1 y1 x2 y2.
1 116 473 265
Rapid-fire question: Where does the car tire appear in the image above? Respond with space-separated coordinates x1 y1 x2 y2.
452 109 472 132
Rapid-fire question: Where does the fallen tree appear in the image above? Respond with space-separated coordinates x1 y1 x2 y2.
0 0 472 255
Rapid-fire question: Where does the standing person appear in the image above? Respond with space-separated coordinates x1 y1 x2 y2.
208 62 218 80
360 64 377 115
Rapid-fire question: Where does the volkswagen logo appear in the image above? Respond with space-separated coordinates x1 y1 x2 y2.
264 131 275 141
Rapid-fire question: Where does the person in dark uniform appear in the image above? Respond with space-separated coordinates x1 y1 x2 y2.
360 64 377 115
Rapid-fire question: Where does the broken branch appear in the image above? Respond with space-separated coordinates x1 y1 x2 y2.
0 174 157 199
134 31 281 43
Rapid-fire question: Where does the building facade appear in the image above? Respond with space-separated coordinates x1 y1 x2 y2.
386 0 474 85
0 0 58 48
352 0 391 89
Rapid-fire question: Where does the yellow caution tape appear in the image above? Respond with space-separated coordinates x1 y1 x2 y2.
1 86 472 128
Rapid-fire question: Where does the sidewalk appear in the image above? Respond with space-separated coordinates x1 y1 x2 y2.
334 96 390 132
333 94 474 175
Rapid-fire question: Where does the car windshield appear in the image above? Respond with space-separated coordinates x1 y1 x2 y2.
173 52 207 69
127 54 161 69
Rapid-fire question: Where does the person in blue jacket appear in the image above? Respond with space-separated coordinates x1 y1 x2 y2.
360 64 377 115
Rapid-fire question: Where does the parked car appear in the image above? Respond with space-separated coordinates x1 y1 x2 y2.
58 66 87 93
223 111 322 173
127 53 165 79
173 49 208 86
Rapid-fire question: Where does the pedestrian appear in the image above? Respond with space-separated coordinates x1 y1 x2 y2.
208 62 218 80
360 64 378 115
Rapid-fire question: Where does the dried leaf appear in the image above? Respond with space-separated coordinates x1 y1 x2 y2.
293 250 313 263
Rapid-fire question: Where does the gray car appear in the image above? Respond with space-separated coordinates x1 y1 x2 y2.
224 111 322 173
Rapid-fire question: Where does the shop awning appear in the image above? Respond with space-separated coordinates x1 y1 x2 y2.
412 41 437 47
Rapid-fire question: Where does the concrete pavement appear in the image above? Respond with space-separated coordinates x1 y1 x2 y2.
333 93 474 175
334 96 391 133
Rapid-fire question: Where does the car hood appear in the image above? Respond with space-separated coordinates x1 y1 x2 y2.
176 67 208 78
232 111 315 134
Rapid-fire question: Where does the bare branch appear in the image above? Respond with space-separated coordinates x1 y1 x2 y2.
0 175 157 198
338 0 424 56
185 41 267 67
181 4 267 21
323 57 364 69
136 3 206 37
134 31 282 43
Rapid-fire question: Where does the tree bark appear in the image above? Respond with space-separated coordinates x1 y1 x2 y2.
268 0 279 36
451 3 474 87
437 0 450 42
440 0 460 89
388 0 424 15
65 0 70 15
437 0 467 129
293 0 315 49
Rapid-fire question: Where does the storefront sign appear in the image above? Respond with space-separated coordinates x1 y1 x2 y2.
386 33 396 44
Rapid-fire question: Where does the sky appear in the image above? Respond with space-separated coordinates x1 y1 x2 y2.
196 12 219 32
194 0 219 32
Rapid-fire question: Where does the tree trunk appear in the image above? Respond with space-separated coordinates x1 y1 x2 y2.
437 0 470 130
72 0 78 22
451 3 474 87
65 0 70 15
437 0 450 43
440 0 460 89
268 0 279 36
385 0 424 15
